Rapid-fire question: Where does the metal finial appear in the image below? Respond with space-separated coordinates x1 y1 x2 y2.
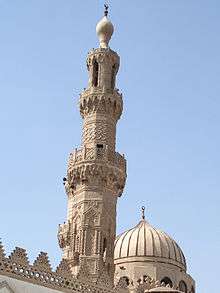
104 3 109 16
141 206 145 220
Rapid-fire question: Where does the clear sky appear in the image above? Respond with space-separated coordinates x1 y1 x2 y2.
0 1 219 293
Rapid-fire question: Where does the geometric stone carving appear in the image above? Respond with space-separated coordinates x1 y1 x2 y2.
33 252 52 272
55 258 72 279
69 162 126 197
8 247 29 266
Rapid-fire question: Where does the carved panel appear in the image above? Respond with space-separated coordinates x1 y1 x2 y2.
80 93 123 120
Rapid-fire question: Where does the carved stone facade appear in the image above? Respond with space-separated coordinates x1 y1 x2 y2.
58 27 126 282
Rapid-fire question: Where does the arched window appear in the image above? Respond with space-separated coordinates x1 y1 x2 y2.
103 237 107 252
161 277 173 287
179 280 187 293
74 216 81 252
120 276 129 286
92 60 99 87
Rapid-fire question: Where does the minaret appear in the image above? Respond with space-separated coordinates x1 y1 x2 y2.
58 6 126 282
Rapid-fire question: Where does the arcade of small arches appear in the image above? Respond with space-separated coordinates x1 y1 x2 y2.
119 275 195 293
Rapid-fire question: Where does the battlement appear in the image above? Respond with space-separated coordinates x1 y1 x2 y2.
0 241 117 293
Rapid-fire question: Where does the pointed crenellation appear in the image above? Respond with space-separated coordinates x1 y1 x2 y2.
55 258 73 279
33 252 52 272
0 240 6 259
8 247 29 266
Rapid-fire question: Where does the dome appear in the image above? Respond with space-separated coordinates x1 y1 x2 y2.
114 218 186 270
96 16 114 48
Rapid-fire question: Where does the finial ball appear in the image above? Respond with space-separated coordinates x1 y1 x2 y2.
96 5 114 49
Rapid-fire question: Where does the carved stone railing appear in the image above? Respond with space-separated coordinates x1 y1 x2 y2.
81 86 122 96
68 147 126 172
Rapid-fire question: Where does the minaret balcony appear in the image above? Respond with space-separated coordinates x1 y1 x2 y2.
68 146 126 173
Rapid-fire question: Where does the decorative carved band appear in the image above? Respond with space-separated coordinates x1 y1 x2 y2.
82 119 116 150
67 162 126 197
80 91 123 120
87 48 119 67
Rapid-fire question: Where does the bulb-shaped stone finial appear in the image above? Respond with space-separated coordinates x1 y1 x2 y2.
96 13 114 49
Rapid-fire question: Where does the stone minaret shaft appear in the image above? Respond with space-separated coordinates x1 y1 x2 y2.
58 12 126 282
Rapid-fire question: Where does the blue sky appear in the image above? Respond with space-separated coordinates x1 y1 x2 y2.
0 1 219 293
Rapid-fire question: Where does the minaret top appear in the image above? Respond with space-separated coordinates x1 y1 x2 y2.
96 4 114 49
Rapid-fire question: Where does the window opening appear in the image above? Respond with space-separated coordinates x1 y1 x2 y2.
179 281 187 293
161 277 173 288
93 60 99 87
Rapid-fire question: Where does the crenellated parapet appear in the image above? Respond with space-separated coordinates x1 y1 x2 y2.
0 241 117 293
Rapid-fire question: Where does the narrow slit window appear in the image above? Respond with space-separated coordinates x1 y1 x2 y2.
93 60 99 87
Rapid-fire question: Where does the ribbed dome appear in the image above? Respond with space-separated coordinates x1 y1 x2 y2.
114 219 186 270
